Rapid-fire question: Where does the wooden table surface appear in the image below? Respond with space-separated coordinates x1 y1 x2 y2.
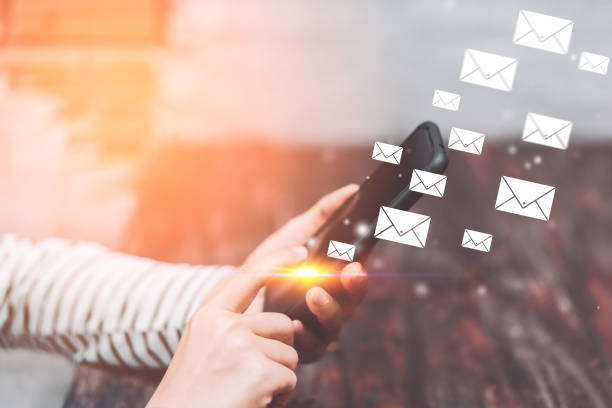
63 143 612 408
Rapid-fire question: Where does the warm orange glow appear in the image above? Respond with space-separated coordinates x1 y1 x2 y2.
284 263 335 286
291 266 320 277
286 264 325 286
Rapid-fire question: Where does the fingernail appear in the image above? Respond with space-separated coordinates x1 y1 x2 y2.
292 320 304 332
314 289 330 306
352 271 367 284
291 246 308 259
346 264 367 290
345 262 362 275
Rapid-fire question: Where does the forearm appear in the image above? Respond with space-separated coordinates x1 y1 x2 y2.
0 234 232 369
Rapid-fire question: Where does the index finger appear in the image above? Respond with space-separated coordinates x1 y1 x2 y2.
206 246 308 313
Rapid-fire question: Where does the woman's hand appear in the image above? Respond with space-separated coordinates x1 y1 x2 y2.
245 185 369 363
147 248 307 408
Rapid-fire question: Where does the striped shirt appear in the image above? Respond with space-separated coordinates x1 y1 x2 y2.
0 234 232 369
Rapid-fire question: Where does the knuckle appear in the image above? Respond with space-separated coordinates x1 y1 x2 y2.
285 369 298 390
316 206 329 221
287 346 299 369
275 312 293 328
210 311 232 330
244 353 268 382
212 310 239 332
284 215 303 229
240 333 257 350
189 307 214 332
193 308 243 338
273 312 294 331
270 313 295 344
226 329 253 351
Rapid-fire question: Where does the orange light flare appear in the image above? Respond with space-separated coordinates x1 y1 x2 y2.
271 262 340 288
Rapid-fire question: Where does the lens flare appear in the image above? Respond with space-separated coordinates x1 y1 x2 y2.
291 267 320 277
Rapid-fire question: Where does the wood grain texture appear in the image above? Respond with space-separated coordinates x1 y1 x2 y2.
64 143 612 408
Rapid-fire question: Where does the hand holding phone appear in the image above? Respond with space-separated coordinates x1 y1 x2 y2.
265 122 449 336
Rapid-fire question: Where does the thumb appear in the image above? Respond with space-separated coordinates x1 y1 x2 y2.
244 185 359 264
289 184 359 236
206 246 308 313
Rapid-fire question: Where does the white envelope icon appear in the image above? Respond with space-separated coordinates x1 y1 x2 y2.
459 49 518 92
461 229 493 253
522 113 572 150
372 141 403 165
513 10 574 55
579 52 609 75
432 90 461 111
374 206 430 248
495 176 556 221
409 169 447 198
448 127 486 155
327 240 355 262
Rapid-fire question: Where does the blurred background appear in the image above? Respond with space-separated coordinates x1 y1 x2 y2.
1 0 612 407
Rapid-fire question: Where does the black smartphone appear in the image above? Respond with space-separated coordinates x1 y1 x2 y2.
264 121 448 334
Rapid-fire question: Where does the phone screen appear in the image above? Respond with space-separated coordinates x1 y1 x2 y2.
308 125 441 262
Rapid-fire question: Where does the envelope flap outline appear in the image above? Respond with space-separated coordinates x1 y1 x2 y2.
467 49 517 79
451 128 485 146
528 114 572 140
375 142 403 158
465 230 491 246
581 53 609 68
435 91 460 105
520 10 574 42
380 207 430 237
503 177 555 208
414 170 446 189
329 241 354 256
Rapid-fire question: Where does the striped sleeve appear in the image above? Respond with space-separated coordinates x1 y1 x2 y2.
0 233 233 369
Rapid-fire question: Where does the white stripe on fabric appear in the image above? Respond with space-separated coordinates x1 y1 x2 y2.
52 259 103 336
37 249 102 335
99 258 157 333
118 264 164 333
63 259 113 335
150 265 195 331
85 257 149 334
0 234 232 369
129 267 176 332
